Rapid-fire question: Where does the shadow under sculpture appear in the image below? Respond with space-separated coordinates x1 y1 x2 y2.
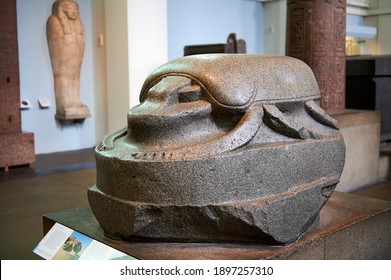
88 54 346 244
46 0 90 121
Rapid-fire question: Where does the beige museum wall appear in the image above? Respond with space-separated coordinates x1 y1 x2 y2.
91 0 108 146
263 0 286 55
376 0 391 54
103 0 130 134
91 0 168 139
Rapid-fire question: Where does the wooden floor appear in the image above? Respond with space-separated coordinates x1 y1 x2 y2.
0 148 390 260
0 148 95 260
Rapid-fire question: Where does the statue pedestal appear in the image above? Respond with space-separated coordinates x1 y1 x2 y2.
0 132 35 171
43 192 391 260
55 106 91 122
334 110 381 192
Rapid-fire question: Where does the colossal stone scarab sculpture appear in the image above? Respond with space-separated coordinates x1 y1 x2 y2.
88 54 345 244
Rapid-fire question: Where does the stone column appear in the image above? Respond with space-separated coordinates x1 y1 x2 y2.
0 0 35 170
286 0 346 115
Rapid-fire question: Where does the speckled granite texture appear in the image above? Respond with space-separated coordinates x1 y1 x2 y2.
88 54 345 244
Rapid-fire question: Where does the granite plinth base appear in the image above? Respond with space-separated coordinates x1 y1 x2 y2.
0 132 35 169
43 192 391 260
334 110 381 192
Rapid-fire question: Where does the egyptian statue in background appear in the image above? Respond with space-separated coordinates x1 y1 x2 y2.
47 0 90 120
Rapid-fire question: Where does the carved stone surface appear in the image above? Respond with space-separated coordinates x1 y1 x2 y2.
286 0 346 115
46 192 391 260
88 54 345 244
46 0 90 120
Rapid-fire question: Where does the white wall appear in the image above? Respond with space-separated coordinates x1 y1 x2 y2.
104 0 130 133
17 0 96 154
263 0 286 55
91 0 108 145
167 0 264 60
104 0 168 133
127 0 168 108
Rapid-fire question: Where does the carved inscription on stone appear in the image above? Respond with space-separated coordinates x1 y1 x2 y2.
286 0 346 115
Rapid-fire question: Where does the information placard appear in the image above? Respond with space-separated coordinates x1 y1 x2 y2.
33 222 137 260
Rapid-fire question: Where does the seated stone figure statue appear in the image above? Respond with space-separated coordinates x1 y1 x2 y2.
88 54 345 244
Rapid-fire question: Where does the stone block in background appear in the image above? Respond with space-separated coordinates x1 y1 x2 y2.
335 110 380 192
184 33 246 56
0 132 35 169
346 55 391 143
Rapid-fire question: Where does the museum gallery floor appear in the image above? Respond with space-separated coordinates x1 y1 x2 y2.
0 148 390 260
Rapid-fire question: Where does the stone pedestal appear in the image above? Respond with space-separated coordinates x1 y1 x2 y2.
0 132 35 171
184 33 246 56
43 192 391 260
286 0 346 115
334 110 381 192
0 0 35 170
